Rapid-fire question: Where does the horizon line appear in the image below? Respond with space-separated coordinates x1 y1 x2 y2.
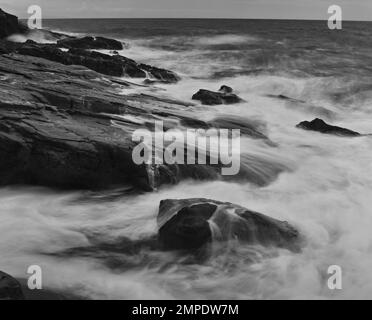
18 17 372 22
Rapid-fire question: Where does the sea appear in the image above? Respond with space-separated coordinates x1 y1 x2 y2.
1 18 372 299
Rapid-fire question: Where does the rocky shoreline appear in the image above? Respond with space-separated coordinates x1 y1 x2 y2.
1 8 363 300
0 12 283 191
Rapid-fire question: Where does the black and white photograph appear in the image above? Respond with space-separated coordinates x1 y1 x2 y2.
0 0 372 304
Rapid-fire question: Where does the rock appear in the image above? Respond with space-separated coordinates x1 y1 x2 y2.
158 198 301 252
0 54 228 190
139 64 180 83
14 42 178 81
25 39 37 44
0 54 156 190
0 39 19 54
0 10 178 82
68 48 146 78
0 8 27 39
57 36 124 50
296 118 360 136
0 51 284 191
192 87 243 105
0 271 25 300
219 85 233 94
15 43 121 77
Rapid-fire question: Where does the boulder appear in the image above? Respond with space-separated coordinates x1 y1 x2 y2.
192 87 243 105
157 198 301 252
296 118 360 136
0 271 25 300
0 8 27 39
57 36 124 50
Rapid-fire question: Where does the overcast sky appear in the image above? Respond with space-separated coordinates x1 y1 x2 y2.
2 0 372 20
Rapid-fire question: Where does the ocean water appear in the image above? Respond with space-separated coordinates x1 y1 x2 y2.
2 19 372 299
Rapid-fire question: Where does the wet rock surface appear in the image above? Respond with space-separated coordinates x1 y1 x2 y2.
0 9 290 191
11 42 179 81
0 271 24 300
158 198 301 252
192 86 243 105
296 118 360 136
0 8 27 39
57 36 124 50
0 53 282 190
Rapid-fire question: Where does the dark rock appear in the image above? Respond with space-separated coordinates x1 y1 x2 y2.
0 271 25 300
139 64 180 83
219 85 233 94
0 39 19 54
14 42 178 81
192 87 243 105
296 118 360 136
0 54 215 190
0 9 178 81
158 198 301 252
68 48 146 77
0 8 27 39
0 53 286 190
25 39 37 44
16 44 130 77
0 54 155 190
57 36 124 50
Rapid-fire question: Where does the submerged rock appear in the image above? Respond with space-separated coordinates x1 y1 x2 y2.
158 198 301 252
192 87 243 105
0 271 25 300
296 118 360 137
57 36 124 50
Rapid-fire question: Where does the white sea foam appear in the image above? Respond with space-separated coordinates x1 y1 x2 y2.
194 34 258 45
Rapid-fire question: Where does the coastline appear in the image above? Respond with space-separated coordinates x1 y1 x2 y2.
2 8 372 300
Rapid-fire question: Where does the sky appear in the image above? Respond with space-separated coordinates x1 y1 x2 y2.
1 0 372 20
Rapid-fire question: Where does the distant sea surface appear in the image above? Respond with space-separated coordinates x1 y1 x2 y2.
41 18 372 78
